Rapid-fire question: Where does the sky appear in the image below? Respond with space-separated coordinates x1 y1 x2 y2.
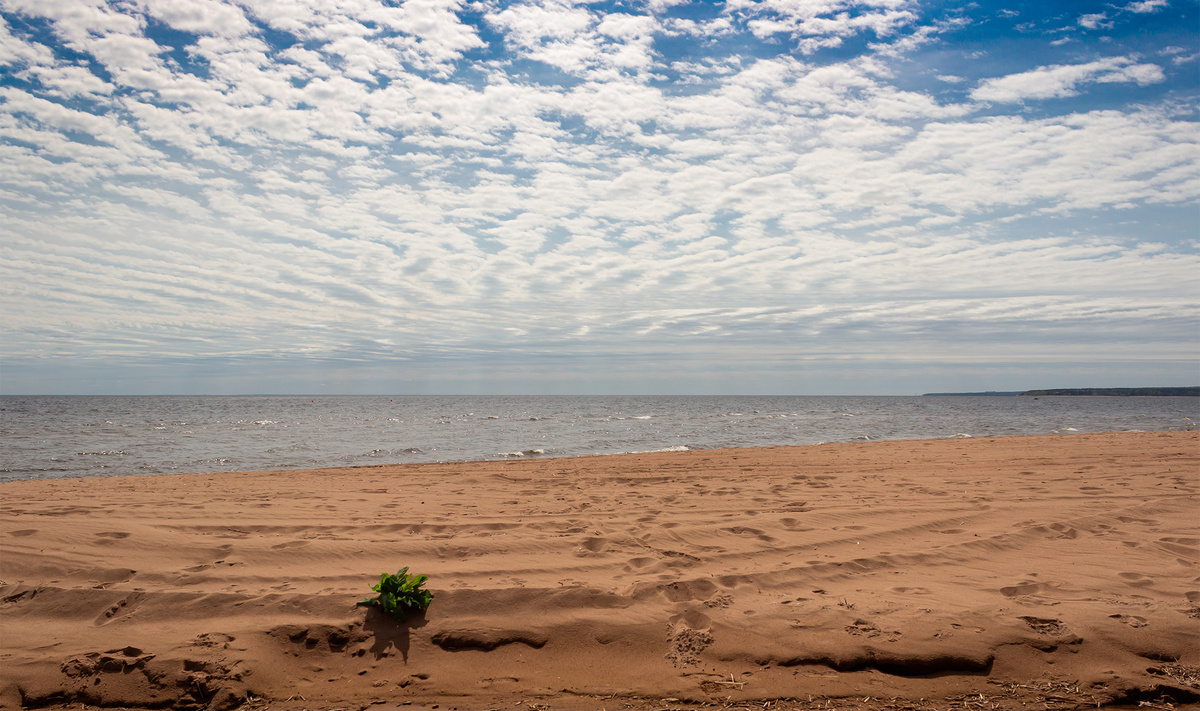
0 0 1197 396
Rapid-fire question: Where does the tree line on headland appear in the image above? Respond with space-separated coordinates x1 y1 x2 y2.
923 387 1199 396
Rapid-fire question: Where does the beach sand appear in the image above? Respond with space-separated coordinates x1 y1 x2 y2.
1 431 1197 710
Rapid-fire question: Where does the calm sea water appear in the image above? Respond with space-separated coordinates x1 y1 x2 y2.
1 395 1196 482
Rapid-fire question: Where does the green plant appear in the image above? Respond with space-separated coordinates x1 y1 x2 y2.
357 567 433 622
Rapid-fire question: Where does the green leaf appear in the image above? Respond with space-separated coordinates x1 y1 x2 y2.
358 567 433 623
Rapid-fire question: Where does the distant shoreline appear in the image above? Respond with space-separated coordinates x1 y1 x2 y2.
924 387 1199 397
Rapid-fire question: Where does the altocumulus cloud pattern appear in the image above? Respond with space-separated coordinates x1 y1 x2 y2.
0 0 1197 394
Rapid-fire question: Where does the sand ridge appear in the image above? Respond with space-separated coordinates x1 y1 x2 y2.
1 431 1198 709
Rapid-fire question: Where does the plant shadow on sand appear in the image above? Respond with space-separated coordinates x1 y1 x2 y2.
361 606 429 662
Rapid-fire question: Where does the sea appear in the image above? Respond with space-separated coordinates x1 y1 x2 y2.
1 395 1196 482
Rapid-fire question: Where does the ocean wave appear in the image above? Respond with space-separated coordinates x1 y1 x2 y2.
629 445 690 454
366 447 421 456
496 449 546 458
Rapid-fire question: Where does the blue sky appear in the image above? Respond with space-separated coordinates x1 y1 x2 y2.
0 0 1197 395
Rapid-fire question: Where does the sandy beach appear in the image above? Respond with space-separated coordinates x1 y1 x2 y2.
1 431 1197 710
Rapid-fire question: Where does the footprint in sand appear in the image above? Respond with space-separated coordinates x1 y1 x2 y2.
95 592 146 626
845 620 882 637
1046 523 1079 539
780 518 814 531
1000 581 1057 598
704 594 733 608
61 646 155 677
659 579 718 603
576 537 610 555
1116 516 1159 526
1118 572 1154 587
1156 537 1200 556
1019 616 1070 636
623 557 656 572
193 632 236 648
1109 614 1149 628
8 529 38 537
270 540 310 550
722 526 776 543
665 610 714 668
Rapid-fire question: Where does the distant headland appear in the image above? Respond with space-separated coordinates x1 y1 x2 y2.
923 387 1199 397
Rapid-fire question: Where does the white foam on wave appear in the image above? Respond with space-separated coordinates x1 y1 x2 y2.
497 448 547 458
633 415 651 420
629 445 689 454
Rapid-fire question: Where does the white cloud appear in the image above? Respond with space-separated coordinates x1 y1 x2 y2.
138 0 254 36
729 0 917 46
869 16 967 57
1124 0 1169 13
486 2 594 46
664 16 735 38
18 63 116 98
971 56 1164 103
597 12 656 40
384 0 487 75
484 2 660 77
1077 12 1111 29
0 16 55 67
1159 46 1200 65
